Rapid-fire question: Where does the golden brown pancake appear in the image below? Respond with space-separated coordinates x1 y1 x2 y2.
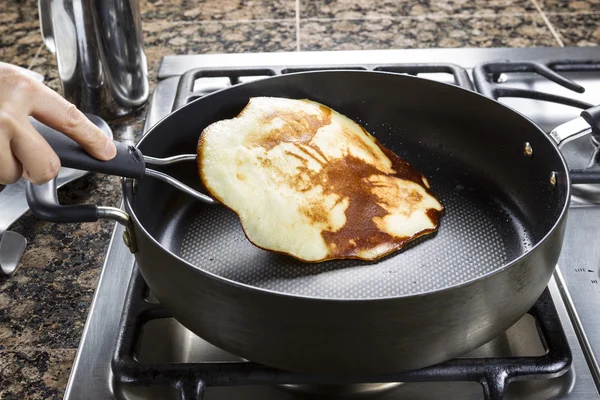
198 97 443 262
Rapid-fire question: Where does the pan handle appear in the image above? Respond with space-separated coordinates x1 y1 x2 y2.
25 179 137 252
24 118 138 252
37 120 146 179
549 104 600 146
25 179 137 253
581 105 600 133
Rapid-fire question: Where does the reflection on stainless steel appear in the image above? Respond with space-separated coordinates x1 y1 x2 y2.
119 125 137 147
144 169 215 204
278 382 403 397
96 207 137 253
0 168 90 275
143 153 215 203
143 77 180 133
63 222 136 400
97 207 131 226
550 117 593 146
144 154 197 166
38 0 149 118
64 48 600 400
0 231 27 275
556 209 600 384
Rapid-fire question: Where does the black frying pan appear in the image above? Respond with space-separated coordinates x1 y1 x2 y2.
26 71 600 375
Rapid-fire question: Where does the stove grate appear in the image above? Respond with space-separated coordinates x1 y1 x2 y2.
112 265 572 400
171 62 474 111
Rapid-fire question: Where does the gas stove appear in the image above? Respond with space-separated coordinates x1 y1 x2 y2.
64 47 600 400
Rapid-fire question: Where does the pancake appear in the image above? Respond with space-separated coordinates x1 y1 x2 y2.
198 97 443 262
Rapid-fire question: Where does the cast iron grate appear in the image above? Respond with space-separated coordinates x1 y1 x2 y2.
473 59 600 184
111 63 571 400
112 266 572 400
171 62 474 111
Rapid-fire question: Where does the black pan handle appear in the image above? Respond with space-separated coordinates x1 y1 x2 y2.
25 117 133 231
581 105 600 134
25 175 136 252
25 177 99 222
38 122 146 179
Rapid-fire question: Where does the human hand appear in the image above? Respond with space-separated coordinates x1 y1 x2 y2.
0 62 116 185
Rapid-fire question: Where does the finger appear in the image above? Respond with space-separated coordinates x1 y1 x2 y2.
0 111 24 184
24 81 116 161
0 137 22 185
11 118 61 185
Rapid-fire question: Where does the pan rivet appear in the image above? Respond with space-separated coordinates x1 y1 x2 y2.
524 142 533 158
550 171 557 187
122 231 132 247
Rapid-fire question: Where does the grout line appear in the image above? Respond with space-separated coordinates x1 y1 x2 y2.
545 10 600 16
530 0 565 47
295 0 301 51
27 43 45 70
146 10 552 26
144 17 296 25
301 11 540 22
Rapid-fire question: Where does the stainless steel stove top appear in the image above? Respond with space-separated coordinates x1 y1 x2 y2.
64 47 600 400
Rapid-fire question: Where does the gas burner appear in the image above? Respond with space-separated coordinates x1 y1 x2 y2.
472 60 600 205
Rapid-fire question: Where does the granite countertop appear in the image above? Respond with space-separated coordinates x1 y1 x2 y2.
0 0 598 398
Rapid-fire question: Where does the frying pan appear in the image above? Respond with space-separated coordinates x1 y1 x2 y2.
25 71 600 375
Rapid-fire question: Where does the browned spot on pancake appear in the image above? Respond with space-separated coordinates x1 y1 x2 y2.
426 208 443 225
243 101 332 151
299 201 330 225
236 173 246 181
317 149 435 258
319 104 332 119
253 130 439 257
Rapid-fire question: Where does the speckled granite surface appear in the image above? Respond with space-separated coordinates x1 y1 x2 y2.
0 0 598 398
300 15 559 51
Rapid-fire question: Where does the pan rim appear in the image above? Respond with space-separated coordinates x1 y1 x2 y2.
124 69 572 302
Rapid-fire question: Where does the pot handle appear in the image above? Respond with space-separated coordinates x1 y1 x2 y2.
549 105 600 146
25 179 136 251
38 123 146 179
24 118 138 252
581 105 600 133
25 175 132 232
25 179 99 222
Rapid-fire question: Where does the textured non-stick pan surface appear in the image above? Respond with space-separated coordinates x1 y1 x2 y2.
161 151 532 299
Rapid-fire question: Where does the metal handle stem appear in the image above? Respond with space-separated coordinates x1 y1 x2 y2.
549 117 592 147
144 169 215 204
144 154 197 166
